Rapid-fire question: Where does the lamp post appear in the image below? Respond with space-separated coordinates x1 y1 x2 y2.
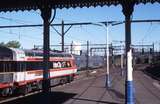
121 45 124 77
92 22 111 88
105 23 111 88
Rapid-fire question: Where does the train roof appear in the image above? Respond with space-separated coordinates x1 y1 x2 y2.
24 49 72 57
0 46 73 61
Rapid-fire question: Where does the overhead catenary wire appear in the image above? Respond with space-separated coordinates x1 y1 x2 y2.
0 19 159 29
0 16 43 30
0 18 160 48
0 16 44 42
141 23 153 45
0 29 42 40
140 22 160 45
0 16 90 44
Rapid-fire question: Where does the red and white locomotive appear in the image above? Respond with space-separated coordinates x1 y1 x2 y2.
0 46 77 96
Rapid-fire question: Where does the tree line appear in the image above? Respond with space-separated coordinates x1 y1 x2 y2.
0 40 21 48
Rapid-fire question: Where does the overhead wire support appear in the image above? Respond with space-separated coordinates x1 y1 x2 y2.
51 20 73 52
64 25 73 34
51 23 73 35
51 26 61 35
0 19 160 29
0 21 116 28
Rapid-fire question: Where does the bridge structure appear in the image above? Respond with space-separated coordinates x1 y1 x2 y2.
0 0 159 104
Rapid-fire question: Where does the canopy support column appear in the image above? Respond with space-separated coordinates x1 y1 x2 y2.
122 1 135 104
40 4 52 93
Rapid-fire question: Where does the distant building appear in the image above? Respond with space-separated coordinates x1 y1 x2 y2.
70 41 81 55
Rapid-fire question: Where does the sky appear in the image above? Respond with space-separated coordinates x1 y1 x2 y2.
0 3 159 50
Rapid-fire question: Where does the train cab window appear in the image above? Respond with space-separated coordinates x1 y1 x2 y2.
52 61 71 69
61 62 66 68
53 61 61 69
66 61 71 67
62 61 71 68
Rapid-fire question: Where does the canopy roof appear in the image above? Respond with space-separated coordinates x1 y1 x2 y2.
0 0 159 12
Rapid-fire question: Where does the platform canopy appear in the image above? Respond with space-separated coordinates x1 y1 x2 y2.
0 0 159 12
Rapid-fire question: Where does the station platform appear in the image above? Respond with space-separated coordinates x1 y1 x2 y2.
2 68 160 104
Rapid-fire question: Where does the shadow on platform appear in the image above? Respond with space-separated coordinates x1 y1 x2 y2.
2 91 77 104
109 89 125 100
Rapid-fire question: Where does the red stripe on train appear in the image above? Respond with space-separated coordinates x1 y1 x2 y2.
27 68 77 74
